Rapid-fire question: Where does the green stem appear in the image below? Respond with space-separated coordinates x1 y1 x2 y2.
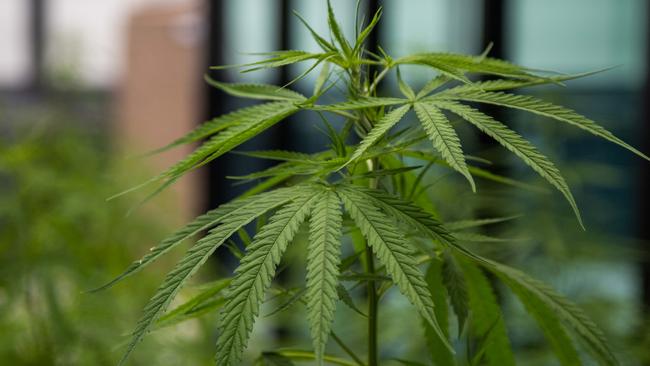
368 65 391 94
352 60 381 365
331 332 366 366
365 158 379 366
365 246 378 366
276 350 359 366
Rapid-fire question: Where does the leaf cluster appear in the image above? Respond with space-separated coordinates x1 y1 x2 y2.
99 2 647 365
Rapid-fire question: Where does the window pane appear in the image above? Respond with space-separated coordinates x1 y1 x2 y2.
383 0 483 85
224 0 277 82
288 0 355 90
507 0 647 88
0 0 30 87
47 0 197 87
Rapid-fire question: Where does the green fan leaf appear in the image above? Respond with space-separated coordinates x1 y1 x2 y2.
345 104 411 166
212 50 336 72
235 149 319 163
436 90 650 161
416 75 450 99
354 5 382 55
162 102 299 181
336 284 366 317
395 54 471 84
149 102 294 154
414 102 475 191
313 62 332 96
92 187 297 292
434 100 583 228
398 53 540 80
445 215 521 231
497 274 581 366
487 262 617 366
341 184 454 247
293 12 337 53
452 232 512 243
205 77 307 101
216 192 319 366
265 287 306 318
306 189 343 365
155 278 231 329
227 161 324 181
399 149 549 193
338 186 453 352
459 259 515 366
397 68 416 100
436 68 614 95
441 251 469 334
424 257 456 366
327 0 352 56
315 96 407 111
111 102 299 202
118 186 307 366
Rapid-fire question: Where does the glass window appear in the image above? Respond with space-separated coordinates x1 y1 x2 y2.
223 0 277 82
507 0 647 88
46 0 195 87
290 0 356 53
0 0 30 87
383 0 483 85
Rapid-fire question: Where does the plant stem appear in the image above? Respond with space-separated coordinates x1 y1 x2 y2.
276 350 359 366
368 65 391 94
365 158 379 366
331 332 366 366
365 246 378 366
354 60 381 365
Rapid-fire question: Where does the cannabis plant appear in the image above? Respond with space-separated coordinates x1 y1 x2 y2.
97 3 648 365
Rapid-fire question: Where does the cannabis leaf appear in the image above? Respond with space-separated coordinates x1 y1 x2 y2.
497 274 581 366
205 77 307 101
315 96 407 111
155 278 231 329
433 90 650 161
342 185 453 247
397 53 542 81
306 189 343 365
416 75 450 99
413 102 475 191
93 187 297 292
459 259 515 366
118 186 309 366
433 100 582 227
345 105 411 166
212 50 340 72
215 191 319 366
441 251 469 334
338 186 453 352
163 102 299 179
487 262 617 366
108 3 637 365
424 258 455 366
327 0 352 57
439 68 612 95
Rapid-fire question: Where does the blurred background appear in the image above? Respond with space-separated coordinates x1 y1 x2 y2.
1 0 649 365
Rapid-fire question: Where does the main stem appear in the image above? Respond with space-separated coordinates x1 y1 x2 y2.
365 246 378 365
366 158 379 366
352 63 381 366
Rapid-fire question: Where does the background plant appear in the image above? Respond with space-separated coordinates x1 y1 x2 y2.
0 113 221 365
97 2 648 365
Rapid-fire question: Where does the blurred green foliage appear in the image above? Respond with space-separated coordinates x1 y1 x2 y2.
0 101 646 365
0 120 213 365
